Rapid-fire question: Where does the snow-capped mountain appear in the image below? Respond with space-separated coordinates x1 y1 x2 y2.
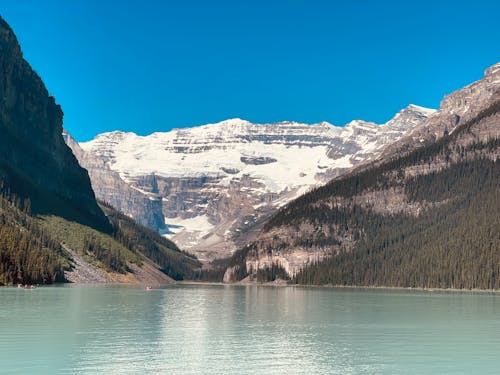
74 104 434 261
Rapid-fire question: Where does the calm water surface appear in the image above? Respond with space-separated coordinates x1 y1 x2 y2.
1 284 500 374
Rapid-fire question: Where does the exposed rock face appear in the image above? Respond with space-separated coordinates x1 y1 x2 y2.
63 131 166 230
383 63 500 157
62 244 174 285
77 106 433 261
0 16 108 231
225 62 500 282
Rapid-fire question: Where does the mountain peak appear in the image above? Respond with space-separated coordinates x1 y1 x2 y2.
345 120 378 129
404 104 436 116
484 62 500 77
382 104 436 132
312 121 335 128
212 118 252 127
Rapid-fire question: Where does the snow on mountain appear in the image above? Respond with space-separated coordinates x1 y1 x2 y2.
81 109 432 193
77 105 435 261
82 119 340 190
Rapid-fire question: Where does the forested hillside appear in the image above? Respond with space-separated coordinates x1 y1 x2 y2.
0 188 66 285
294 157 499 288
101 202 201 280
226 96 500 289
0 186 203 285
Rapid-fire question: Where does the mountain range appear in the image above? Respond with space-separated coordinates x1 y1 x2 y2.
70 104 435 262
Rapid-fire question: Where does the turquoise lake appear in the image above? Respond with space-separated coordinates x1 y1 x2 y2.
1 284 500 374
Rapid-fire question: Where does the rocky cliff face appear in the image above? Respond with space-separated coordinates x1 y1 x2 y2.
63 131 166 230
0 16 109 231
383 62 500 157
77 105 434 261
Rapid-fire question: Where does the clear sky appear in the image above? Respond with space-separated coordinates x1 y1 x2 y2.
1 0 500 141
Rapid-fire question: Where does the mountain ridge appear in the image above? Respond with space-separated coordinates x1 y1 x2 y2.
222 62 500 286
83 103 435 146
73 104 434 261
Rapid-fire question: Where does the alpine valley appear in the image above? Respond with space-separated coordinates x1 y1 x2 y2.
0 13 498 290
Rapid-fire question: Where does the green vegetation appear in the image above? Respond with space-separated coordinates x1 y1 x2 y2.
226 244 253 281
101 202 201 280
0 183 204 284
37 215 140 274
256 264 290 282
188 257 231 282
37 203 207 280
0 190 67 285
0 153 111 234
294 160 499 288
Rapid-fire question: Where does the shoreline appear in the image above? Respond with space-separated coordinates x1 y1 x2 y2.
4 280 500 294
177 280 500 294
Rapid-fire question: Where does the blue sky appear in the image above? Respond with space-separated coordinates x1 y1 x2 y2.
2 0 500 141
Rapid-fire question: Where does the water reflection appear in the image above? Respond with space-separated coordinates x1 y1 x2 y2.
1 285 500 374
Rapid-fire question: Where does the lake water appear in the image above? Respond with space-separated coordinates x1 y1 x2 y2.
1 285 500 374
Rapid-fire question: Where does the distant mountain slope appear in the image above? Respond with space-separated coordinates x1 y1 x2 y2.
224 66 500 288
77 105 434 261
